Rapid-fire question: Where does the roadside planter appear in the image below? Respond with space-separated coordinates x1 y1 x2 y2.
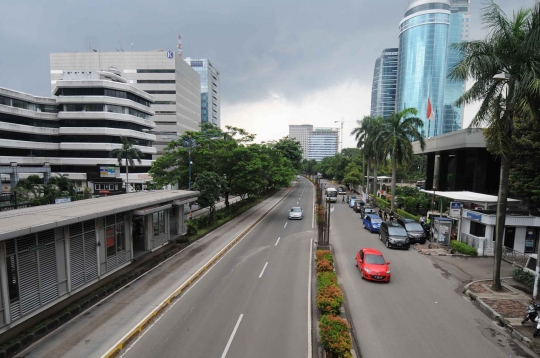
315 249 353 358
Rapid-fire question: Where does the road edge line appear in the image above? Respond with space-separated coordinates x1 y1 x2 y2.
100 186 295 358
308 238 313 358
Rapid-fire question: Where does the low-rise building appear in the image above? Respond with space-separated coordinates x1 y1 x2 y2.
0 190 197 334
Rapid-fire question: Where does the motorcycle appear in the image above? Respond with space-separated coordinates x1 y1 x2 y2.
521 302 540 336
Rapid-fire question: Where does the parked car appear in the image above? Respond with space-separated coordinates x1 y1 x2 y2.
363 214 382 233
353 201 365 213
355 248 391 282
361 206 377 218
348 195 357 205
349 198 358 208
379 221 410 249
397 218 427 244
288 207 303 220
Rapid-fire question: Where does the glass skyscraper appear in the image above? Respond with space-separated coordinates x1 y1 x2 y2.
396 0 469 137
443 0 470 134
370 48 399 118
185 58 221 127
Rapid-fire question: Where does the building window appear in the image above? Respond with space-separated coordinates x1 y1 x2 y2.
137 80 175 84
137 69 175 73
144 91 176 95
106 219 125 257
470 221 486 237
95 184 101 190
7 255 19 303
153 211 165 237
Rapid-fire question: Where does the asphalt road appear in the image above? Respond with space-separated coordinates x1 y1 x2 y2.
327 183 536 358
122 177 315 358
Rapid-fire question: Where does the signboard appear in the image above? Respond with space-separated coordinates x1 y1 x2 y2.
99 190 110 194
466 211 482 222
55 197 71 204
100 166 120 178
449 202 462 218
166 51 174 58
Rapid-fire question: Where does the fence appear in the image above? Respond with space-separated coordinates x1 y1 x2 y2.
461 233 486 256
502 246 531 267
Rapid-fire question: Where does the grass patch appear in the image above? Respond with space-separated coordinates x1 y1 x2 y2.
450 241 478 256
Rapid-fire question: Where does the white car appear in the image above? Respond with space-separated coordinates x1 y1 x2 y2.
288 207 303 220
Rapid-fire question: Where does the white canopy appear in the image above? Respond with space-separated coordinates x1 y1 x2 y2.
419 190 520 204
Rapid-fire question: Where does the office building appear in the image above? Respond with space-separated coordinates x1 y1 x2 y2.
185 58 221 127
370 48 399 118
396 0 470 138
443 0 470 134
308 128 339 161
50 50 201 158
288 124 313 160
0 69 156 192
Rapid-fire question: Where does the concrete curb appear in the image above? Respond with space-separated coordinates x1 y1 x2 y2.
101 187 295 358
462 279 535 350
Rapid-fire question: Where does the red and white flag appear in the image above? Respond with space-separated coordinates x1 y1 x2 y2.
177 35 182 56
426 98 435 121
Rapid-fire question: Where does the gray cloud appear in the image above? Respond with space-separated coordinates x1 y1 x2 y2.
0 0 534 105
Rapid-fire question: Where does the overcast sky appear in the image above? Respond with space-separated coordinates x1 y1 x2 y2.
0 0 534 148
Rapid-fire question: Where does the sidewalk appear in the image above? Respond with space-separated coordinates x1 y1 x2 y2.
425 253 539 355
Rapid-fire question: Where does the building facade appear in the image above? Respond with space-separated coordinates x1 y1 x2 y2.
397 0 451 138
370 48 399 118
442 0 470 134
0 69 156 191
185 58 220 127
288 124 313 160
0 190 196 335
307 128 339 161
50 50 201 158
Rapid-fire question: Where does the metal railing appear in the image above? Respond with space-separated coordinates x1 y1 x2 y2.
502 246 531 267
461 233 486 255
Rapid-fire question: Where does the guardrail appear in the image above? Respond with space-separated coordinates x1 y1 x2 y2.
502 246 531 267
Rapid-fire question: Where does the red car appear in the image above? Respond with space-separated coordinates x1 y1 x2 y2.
355 248 391 282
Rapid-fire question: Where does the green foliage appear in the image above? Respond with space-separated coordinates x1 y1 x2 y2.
149 125 296 205
186 220 198 236
396 209 420 222
83 187 92 199
317 271 338 291
375 197 389 210
26 175 43 185
319 315 353 358
192 171 226 223
316 285 344 315
512 267 536 288
509 116 540 214
450 241 478 256
316 250 334 265
342 169 362 187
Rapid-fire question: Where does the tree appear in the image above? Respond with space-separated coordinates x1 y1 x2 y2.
192 171 225 225
370 116 386 200
449 2 540 291
376 108 425 211
109 137 143 193
271 136 303 171
509 116 540 214
351 116 377 191
343 169 363 189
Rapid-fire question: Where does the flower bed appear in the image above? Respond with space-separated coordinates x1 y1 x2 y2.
315 250 352 357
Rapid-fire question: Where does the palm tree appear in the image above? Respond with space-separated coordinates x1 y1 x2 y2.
370 116 386 201
376 108 425 212
449 2 540 291
109 137 143 193
351 116 377 195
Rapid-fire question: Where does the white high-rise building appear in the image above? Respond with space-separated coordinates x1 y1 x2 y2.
50 50 201 158
288 124 313 160
288 125 338 161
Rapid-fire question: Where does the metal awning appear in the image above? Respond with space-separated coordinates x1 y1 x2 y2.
419 190 520 204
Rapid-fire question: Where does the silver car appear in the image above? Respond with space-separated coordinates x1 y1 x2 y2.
288 207 303 220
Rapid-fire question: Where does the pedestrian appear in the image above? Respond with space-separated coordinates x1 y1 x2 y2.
420 216 425 226
342 195 345 203
346 195 349 203
389 209 394 222
384 210 387 221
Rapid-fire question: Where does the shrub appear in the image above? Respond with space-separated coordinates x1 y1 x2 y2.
513 267 536 288
375 197 389 210
316 250 334 265
317 271 338 291
450 241 478 256
319 315 353 358
396 209 420 222
316 285 344 315
317 259 333 272
186 220 198 236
